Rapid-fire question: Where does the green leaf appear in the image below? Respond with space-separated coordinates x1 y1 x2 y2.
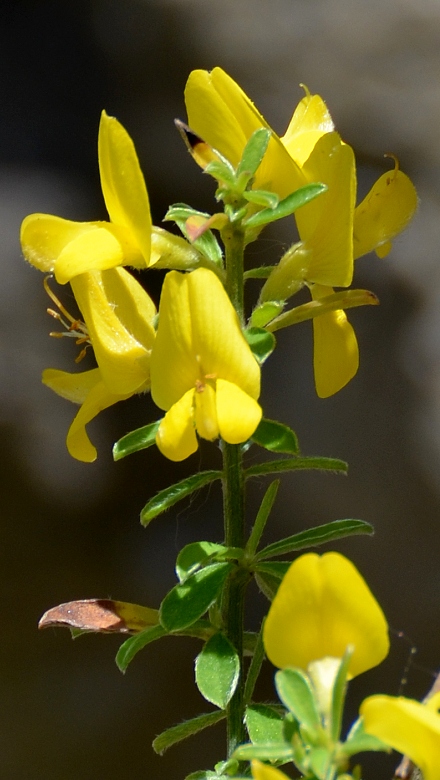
266 288 379 333
244 327 276 364
243 189 279 209
113 420 161 461
251 418 299 455
330 648 352 742
250 301 284 328
195 632 240 709
254 569 281 601
255 519 373 561
116 624 167 673
140 470 222 526
243 622 266 705
233 742 294 762
160 562 233 632
245 480 280 558
176 542 229 583
237 128 271 180
245 704 285 745
204 159 237 187
243 265 276 280
153 709 225 755
244 182 327 228
245 456 348 479
174 216 223 267
309 747 332 780
275 668 320 732
342 718 389 757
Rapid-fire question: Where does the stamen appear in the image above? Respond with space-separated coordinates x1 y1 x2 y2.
44 275 91 362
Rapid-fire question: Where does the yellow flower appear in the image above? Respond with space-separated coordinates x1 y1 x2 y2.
263 552 389 678
150 268 262 461
44 267 156 462
20 111 198 284
185 68 417 399
251 760 289 780
361 693 440 780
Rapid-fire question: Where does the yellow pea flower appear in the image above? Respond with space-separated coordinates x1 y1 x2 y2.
361 693 440 780
20 112 200 285
185 68 417 399
263 552 389 678
43 267 156 462
150 268 262 461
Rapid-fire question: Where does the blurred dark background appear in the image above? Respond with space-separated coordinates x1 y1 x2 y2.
2 1 440 777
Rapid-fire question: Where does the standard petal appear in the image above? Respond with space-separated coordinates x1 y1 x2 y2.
43 367 127 462
21 214 102 275
216 378 262 444
296 133 356 288
353 168 418 260
361 695 440 780
282 91 334 167
263 552 389 677
98 111 152 264
71 268 155 396
312 285 359 398
156 388 198 462
185 68 304 198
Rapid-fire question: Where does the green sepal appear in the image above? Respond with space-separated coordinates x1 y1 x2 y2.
152 709 225 756
251 418 299 455
243 189 279 209
245 456 348 479
113 420 161 461
160 562 233 632
236 128 271 181
342 717 390 757
266 288 379 333
245 480 280 559
255 519 374 561
176 541 243 583
243 265 277 280
140 470 222 526
244 182 327 228
244 327 276 364
116 624 167 673
250 301 284 328
275 668 320 733
245 704 285 745
195 632 240 709
233 742 294 763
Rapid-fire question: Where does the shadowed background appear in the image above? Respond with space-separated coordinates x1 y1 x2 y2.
2 1 440 777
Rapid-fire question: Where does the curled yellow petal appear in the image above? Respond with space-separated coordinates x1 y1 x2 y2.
21 214 101 275
156 388 198 462
312 285 359 398
282 91 334 167
42 368 128 462
361 694 440 780
353 166 418 260
98 110 152 264
216 378 262 444
263 552 389 677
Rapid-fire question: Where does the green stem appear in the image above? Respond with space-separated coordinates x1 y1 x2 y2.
222 224 245 321
222 442 247 756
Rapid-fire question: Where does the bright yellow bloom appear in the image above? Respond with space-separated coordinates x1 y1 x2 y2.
185 68 417 398
21 112 167 285
263 552 389 678
361 693 440 780
150 268 262 461
251 761 289 780
43 267 156 462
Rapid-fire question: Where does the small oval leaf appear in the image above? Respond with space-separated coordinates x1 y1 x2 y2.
244 327 276 364
116 624 167 672
153 709 225 756
113 421 161 461
140 470 222 526
252 418 299 455
275 668 320 732
195 632 240 709
244 182 327 228
245 704 285 745
160 562 233 632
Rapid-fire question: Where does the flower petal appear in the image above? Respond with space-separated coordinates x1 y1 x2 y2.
361 695 440 780
251 761 290 780
151 268 260 411
263 552 389 677
282 91 334 167
156 388 198 462
20 214 103 274
185 68 304 198
216 378 262 444
71 268 155 396
98 111 152 264
312 284 359 398
296 133 356 288
194 382 219 441
353 168 418 260
42 368 127 462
